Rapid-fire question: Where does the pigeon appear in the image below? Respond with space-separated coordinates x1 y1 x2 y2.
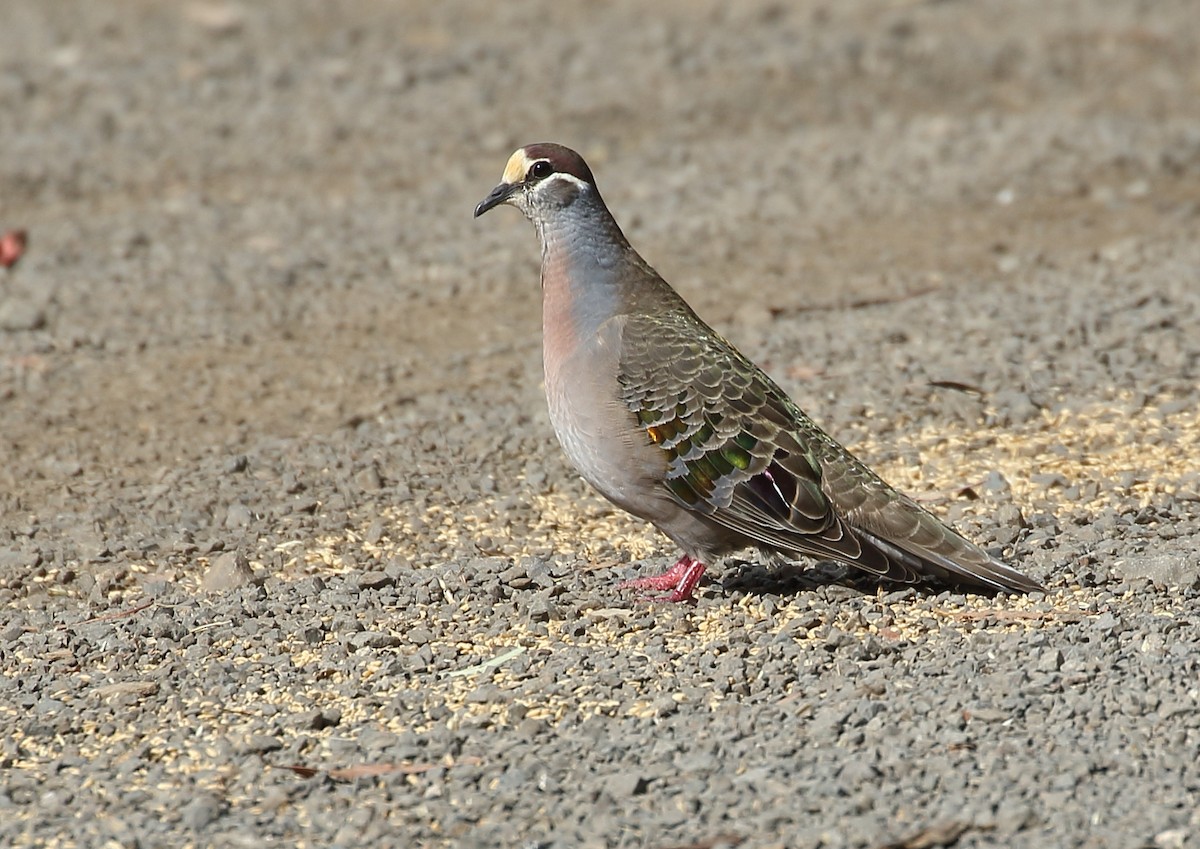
475 143 1043 602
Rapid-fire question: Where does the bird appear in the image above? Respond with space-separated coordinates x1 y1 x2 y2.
474 142 1043 602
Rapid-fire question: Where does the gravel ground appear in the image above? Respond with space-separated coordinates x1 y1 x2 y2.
3 2 1200 847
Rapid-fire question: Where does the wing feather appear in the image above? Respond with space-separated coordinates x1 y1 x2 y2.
617 304 1042 594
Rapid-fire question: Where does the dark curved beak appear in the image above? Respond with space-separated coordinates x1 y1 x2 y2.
474 181 519 218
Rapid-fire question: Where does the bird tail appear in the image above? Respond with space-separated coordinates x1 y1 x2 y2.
859 529 1044 594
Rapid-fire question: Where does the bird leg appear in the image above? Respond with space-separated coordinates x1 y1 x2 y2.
617 555 707 603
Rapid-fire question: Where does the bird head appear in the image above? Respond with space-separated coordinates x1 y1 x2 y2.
474 143 599 219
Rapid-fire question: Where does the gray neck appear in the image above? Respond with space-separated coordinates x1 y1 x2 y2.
535 192 687 338
536 194 638 352
535 195 631 278
537 195 634 322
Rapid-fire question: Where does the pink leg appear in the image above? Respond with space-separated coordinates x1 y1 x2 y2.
617 555 707 603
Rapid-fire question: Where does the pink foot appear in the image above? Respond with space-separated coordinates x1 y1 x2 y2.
617 555 707 603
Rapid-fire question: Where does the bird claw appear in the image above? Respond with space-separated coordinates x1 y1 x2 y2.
617 555 707 603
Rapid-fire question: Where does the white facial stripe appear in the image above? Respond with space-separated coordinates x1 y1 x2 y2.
537 172 588 191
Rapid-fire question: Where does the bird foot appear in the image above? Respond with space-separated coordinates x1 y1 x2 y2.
617 555 707 603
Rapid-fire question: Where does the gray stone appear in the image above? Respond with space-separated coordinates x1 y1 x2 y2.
200 552 255 594
1112 553 1200 588
0 301 46 331
181 793 224 830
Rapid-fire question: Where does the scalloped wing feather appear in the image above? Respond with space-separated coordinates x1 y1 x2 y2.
616 305 1042 593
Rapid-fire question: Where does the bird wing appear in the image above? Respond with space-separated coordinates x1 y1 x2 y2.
617 307 902 577
617 306 1042 593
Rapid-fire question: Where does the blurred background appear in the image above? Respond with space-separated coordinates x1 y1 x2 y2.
3 2 1199 846
2 1 1197 534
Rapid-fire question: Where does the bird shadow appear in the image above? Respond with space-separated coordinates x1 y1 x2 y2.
720 558 936 600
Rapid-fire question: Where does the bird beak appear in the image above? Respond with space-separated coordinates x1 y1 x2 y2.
474 181 520 218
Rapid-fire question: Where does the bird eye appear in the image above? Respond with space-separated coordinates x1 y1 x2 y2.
528 160 553 180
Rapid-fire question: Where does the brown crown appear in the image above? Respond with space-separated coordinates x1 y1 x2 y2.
520 143 597 186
